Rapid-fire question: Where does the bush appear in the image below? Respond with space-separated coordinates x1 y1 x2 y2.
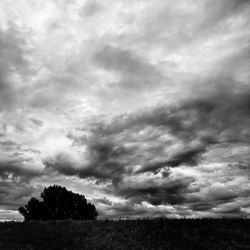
19 185 98 221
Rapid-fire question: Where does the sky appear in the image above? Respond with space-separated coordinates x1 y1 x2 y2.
0 0 250 220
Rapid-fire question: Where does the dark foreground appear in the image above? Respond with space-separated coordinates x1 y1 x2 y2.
0 219 250 249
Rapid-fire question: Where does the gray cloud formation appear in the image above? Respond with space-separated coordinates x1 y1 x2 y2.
45 81 250 217
0 181 37 210
0 24 32 111
93 45 163 91
0 0 250 219
0 160 42 182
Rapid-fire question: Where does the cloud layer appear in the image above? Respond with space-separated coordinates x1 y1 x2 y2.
0 0 249 219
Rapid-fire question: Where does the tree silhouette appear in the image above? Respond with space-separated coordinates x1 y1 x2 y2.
19 185 98 221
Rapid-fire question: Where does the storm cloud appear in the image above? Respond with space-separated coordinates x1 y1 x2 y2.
45 86 250 217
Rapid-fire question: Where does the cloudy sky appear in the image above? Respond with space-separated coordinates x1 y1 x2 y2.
0 0 250 220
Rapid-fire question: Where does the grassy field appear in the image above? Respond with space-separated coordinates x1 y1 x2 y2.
0 219 250 249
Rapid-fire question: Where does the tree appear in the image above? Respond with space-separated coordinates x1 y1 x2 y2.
19 185 98 221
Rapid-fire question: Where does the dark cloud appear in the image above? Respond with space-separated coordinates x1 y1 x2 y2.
189 195 240 212
91 86 249 171
0 140 16 146
92 197 113 206
0 24 32 111
203 0 250 22
99 199 191 219
116 175 196 206
44 83 250 217
44 140 131 181
93 45 163 91
134 0 250 51
0 140 19 149
87 83 250 147
0 139 41 157
217 207 247 217
0 159 42 182
141 146 207 173
48 86 250 177
103 202 148 218
167 147 206 167
188 189 250 216
30 118 43 127
0 181 37 210
80 0 101 16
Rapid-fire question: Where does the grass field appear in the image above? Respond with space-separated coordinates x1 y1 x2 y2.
0 219 250 249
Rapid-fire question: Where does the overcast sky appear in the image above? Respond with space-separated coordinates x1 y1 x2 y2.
0 0 250 220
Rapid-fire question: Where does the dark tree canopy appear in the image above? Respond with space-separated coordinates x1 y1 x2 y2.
19 185 98 221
